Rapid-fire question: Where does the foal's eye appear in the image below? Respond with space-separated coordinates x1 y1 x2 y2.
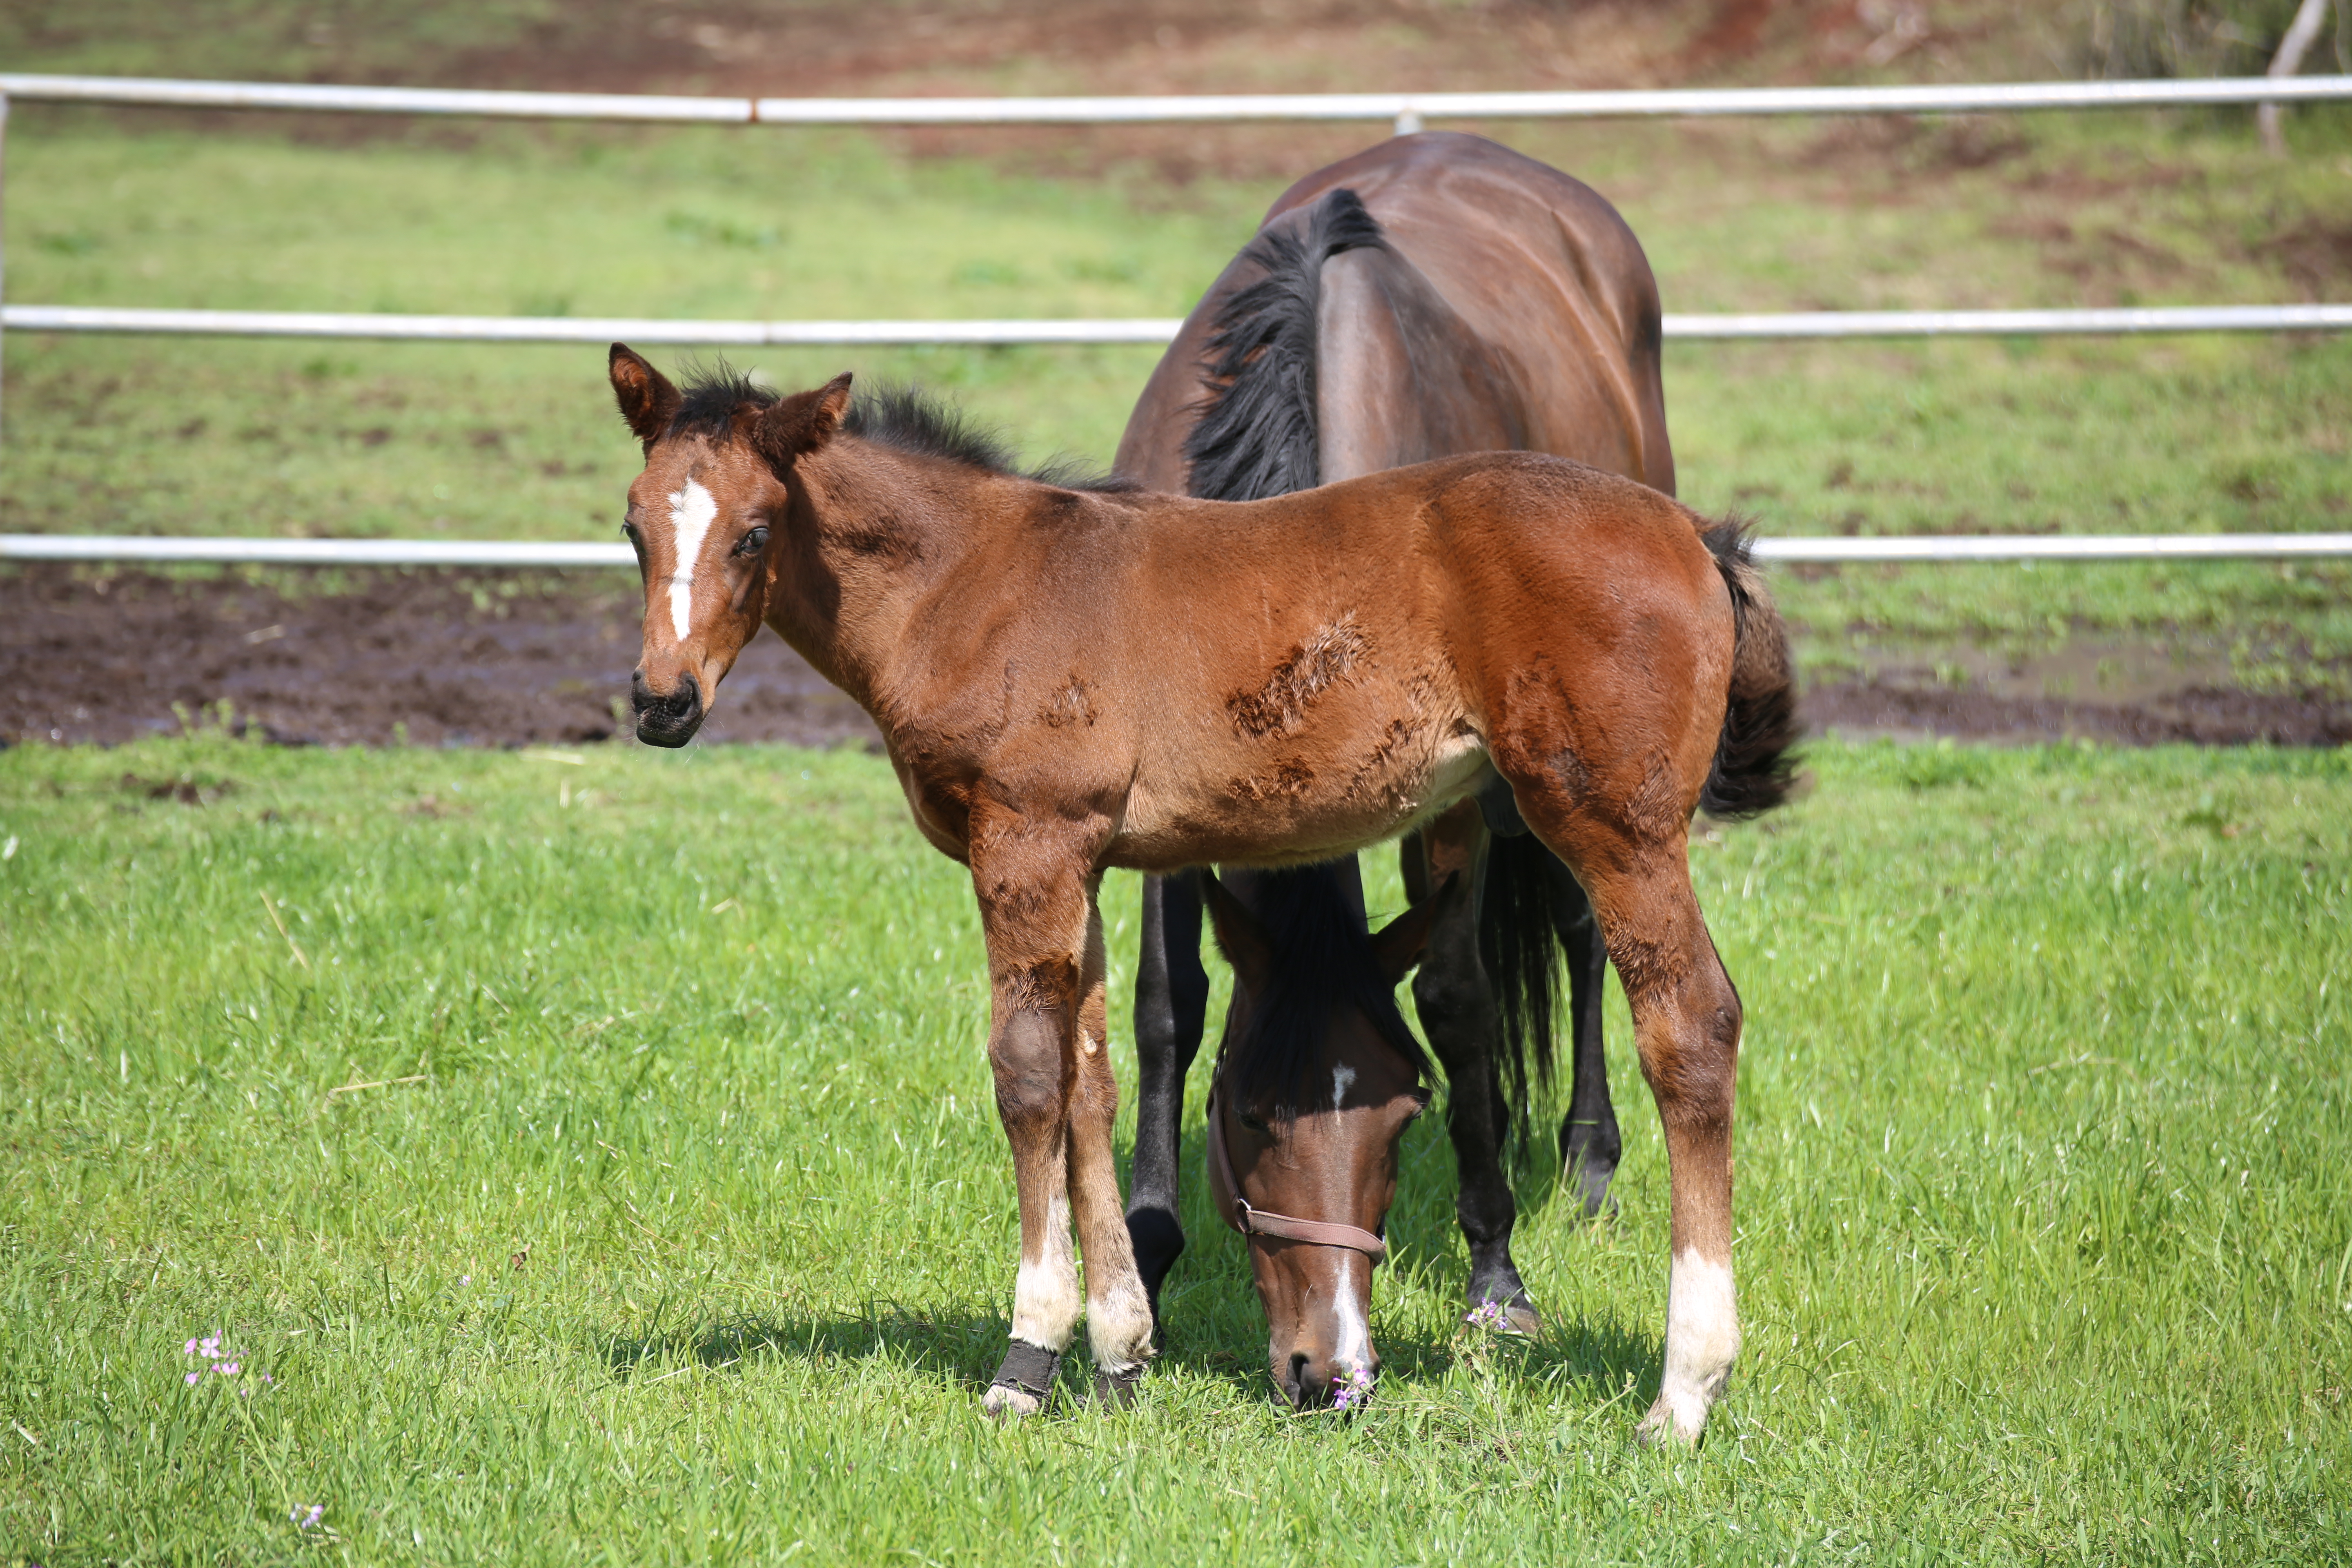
1238 1112 1269 1134
733 526 771 557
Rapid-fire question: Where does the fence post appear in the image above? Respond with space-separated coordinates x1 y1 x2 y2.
2260 0 2334 152
1392 109 1423 137
1 92 10 444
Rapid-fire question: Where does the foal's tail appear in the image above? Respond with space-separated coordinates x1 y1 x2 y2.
1695 518 1801 819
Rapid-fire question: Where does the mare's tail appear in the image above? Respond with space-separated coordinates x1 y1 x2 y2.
1695 518 1801 819
1477 831 1576 1145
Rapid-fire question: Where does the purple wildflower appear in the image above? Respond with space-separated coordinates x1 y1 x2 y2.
1463 1300 1513 1334
291 1504 325 1530
185 1371 200 1386
1330 1366 1376 1412
216 1361 240 1376
183 1337 201 1355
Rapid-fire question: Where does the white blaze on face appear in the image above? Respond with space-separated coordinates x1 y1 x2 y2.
1330 1265 1372 1373
664 479 718 640
1331 1062 1358 1112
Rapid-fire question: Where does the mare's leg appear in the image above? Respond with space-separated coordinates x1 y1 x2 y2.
1067 890 1156 1401
1503 782 1742 1443
1408 800 1540 1336
969 812 1147 1418
1125 871 1209 1340
1549 860 1624 1218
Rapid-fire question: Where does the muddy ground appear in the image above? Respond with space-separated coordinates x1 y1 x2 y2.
5 567 2345 752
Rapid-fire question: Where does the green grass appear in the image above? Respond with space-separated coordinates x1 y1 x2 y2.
2 735 2348 1563
4 112 2348 692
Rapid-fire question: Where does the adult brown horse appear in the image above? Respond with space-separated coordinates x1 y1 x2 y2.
1112 133 1696 1395
605 337 1793 1441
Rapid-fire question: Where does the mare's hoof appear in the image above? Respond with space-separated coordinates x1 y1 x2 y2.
1565 1150 1621 1221
983 1341 1060 1421
1466 1279 1541 1339
1084 1363 1147 1411
1633 1394 1707 1448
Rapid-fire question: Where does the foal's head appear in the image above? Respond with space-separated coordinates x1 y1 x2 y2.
1200 867 1441 1410
606 345 854 746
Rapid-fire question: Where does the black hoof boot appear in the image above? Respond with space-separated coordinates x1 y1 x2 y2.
982 1340 1060 1420
1084 1363 1147 1411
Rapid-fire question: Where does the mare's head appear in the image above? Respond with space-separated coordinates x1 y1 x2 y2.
1200 867 1444 1410
607 345 854 746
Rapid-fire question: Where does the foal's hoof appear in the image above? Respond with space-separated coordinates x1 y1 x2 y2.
982 1382 1048 1420
1083 1363 1146 1411
983 1341 1060 1420
1634 1393 1707 1448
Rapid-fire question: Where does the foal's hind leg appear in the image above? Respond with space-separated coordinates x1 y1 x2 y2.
1549 862 1624 1218
1508 784 1743 1443
1125 871 1209 1341
1408 800 1541 1337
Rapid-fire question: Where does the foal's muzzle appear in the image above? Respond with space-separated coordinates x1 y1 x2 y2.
631 669 703 747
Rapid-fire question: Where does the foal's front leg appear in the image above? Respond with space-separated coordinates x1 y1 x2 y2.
971 815 1151 1417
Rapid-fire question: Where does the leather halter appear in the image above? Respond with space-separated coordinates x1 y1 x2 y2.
1205 1074 1390 1265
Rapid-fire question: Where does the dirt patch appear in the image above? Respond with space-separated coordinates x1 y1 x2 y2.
2258 218 2352 301
0 566 876 751
1803 681 2352 746
6 568 2344 752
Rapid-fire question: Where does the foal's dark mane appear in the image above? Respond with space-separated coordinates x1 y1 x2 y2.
668 363 1131 491
1219 866 1432 1119
1181 188 1386 505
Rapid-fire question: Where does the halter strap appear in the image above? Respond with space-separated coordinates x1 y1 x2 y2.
1205 1079 1389 1265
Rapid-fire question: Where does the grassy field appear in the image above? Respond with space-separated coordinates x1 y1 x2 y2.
2 734 2348 1564
4 109 2348 693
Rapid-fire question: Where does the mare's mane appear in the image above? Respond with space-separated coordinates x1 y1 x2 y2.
668 363 1130 491
1180 187 1386 505
1218 865 1432 1119
1183 191 1424 1122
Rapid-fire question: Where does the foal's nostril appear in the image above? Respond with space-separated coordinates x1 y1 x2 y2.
630 670 704 745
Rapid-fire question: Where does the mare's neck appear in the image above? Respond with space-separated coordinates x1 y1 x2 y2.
763 437 990 709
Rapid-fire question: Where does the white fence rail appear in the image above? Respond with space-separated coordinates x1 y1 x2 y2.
8 533 2350 568
2 72 2349 557
6 71 2352 129
8 302 2352 344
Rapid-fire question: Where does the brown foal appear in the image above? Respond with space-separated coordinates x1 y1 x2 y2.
606 345 1793 1440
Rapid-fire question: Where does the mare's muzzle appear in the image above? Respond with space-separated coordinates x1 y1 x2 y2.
632 669 704 747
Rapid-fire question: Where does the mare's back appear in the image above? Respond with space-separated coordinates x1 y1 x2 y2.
1115 132 1673 496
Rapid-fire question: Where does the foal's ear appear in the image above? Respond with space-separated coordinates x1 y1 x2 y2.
1199 870 1274 996
754 372 855 468
609 343 681 448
